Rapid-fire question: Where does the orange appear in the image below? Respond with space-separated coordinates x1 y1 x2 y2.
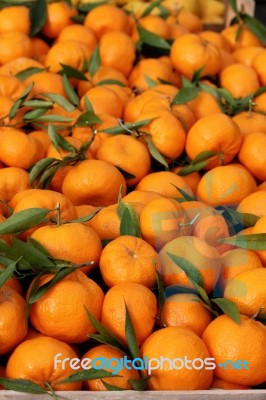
31 37 50 62
0 57 43 76
252 216 266 265
181 200 208 221
80 85 124 118
62 160 126 207
258 182 266 191
232 111 266 138
128 58 179 91
169 10 203 33
160 293 212 336
138 15 170 39
199 30 231 52
96 135 151 186
186 113 242 170
139 197 192 250
253 92 266 113
28 270 104 343
140 326 213 390
233 46 263 66
187 91 221 121
57 24 97 52
237 190 266 217
0 214 11 244
221 24 263 50
101 282 157 346
239 132 266 181
123 90 158 122
172 166 201 194
170 33 221 80
0 95 24 127
210 378 250 390
122 190 162 205
0 6 30 35
45 40 91 73
6 336 82 390
168 21 189 40
24 71 67 98
0 127 43 169
193 213 230 249
220 63 260 98
41 1 77 39
252 49 266 86
202 315 266 386
75 204 100 224
0 74 26 100
82 344 139 390
0 288 27 355
219 249 263 291
0 265 22 295
197 164 257 206
171 103 196 131
159 236 221 293
136 171 194 199
84 4 130 39
0 167 29 202
99 31 136 77
28 130 51 153
0 32 32 65
137 110 187 160
46 136 91 160
31 222 102 274
99 235 158 288
224 268 266 318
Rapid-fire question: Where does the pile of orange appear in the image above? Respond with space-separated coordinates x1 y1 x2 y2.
0 0 266 394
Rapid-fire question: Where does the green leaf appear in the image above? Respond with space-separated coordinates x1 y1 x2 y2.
191 150 218 165
30 0 47 37
63 74 80 106
12 238 55 268
147 138 168 168
28 267 76 304
228 0 238 14
42 93 76 112
177 161 208 176
219 234 266 250
27 238 52 257
0 240 31 268
212 298 241 324
15 67 45 81
166 253 204 288
9 98 23 119
129 376 150 391
192 67 205 85
0 208 50 235
85 306 125 351
242 14 266 44
235 23 242 42
23 108 47 121
68 210 100 224
59 63 88 81
95 79 126 87
88 45 101 77
0 260 18 289
35 114 73 123
29 157 58 186
120 204 141 238
144 75 158 88
101 381 126 391
60 369 119 384
125 303 140 359
223 207 259 228
0 378 46 394
23 100 53 108
171 87 199 105
84 96 94 112
101 118 155 134
75 110 102 126
140 0 162 17
190 279 212 308
77 1 107 13
171 184 195 201
137 26 171 50
36 163 61 190
156 270 165 311
48 124 76 154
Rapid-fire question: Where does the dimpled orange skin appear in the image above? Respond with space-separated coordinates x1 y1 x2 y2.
239 132 266 182
6 336 82 391
186 113 242 170
202 315 266 386
0 167 30 202
28 270 104 344
237 190 266 217
140 326 213 390
62 159 127 207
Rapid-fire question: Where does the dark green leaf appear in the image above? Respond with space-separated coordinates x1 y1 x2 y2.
242 14 266 44
28 267 75 304
137 26 171 50
23 108 47 121
23 100 53 108
171 184 195 201
88 45 101 77
166 253 204 288
35 114 73 122
0 378 46 394
27 238 52 257
228 0 238 14
101 381 126 391
36 163 61 189
0 260 18 289
147 138 168 168
181 75 196 88
0 208 50 235
177 161 208 176
15 67 45 81
63 74 80 106
75 110 102 126
223 207 259 228
191 150 218 165
9 98 23 119
140 0 161 17
60 63 88 81
29 157 58 186
68 210 100 224
190 279 212 308
235 23 242 42
30 0 47 37
212 298 241 324
95 79 126 87
60 369 119 384
77 0 107 13
102 118 155 134
125 303 140 359
219 234 266 250
42 93 76 112
192 67 205 85
12 238 55 268
171 87 199 105
120 205 141 238
129 376 150 391
156 270 165 310
48 123 76 153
